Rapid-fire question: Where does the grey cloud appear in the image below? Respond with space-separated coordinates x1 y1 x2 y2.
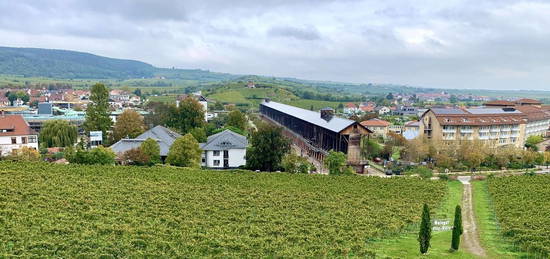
0 0 549 90
267 26 321 41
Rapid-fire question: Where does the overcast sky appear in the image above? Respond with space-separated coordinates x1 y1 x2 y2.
1 0 549 90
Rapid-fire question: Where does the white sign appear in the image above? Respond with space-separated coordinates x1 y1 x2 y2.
432 219 452 231
90 131 103 142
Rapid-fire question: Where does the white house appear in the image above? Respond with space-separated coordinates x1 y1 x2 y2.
375 106 391 115
200 130 247 169
0 115 38 156
343 103 360 115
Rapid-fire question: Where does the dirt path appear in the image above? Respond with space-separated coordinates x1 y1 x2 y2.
458 176 487 257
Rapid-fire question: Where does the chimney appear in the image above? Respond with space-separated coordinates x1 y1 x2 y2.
320 107 334 121
264 98 271 103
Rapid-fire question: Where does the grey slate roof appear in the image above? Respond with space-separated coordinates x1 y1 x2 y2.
110 125 181 156
200 130 247 151
261 101 357 133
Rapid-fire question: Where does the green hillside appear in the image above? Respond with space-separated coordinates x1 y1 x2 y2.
0 162 446 257
0 46 237 81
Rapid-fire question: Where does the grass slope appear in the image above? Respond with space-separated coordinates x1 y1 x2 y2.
370 180 473 258
0 162 446 257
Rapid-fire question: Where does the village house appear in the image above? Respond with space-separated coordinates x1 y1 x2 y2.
110 125 181 162
375 106 391 115
0 115 39 156
360 118 391 138
200 130 248 169
343 103 360 115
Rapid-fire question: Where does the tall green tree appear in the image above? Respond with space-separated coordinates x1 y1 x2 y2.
418 203 432 254
112 109 146 142
174 97 205 134
84 83 112 143
140 138 161 164
226 110 247 131
166 133 202 167
451 205 463 251
246 125 290 171
39 120 78 148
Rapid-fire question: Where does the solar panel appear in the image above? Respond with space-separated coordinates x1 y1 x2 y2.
431 108 467 115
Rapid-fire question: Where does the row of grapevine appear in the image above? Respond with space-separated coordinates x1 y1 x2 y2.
0 162 446 257
487 175 550 257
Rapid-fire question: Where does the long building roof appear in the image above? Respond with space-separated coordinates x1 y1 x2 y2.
261 101 358 133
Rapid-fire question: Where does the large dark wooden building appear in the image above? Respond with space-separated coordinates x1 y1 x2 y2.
260 100 371 171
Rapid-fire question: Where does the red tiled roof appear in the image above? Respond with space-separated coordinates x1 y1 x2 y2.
361 118 391 127
345 103 357 108
484 100 515 106
516 98 542 105
0 115 35 136
405 121 420 127
514 105 550 122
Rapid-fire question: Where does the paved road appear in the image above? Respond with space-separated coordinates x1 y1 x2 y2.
457 176 487 257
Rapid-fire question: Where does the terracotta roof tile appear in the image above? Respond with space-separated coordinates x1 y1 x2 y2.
361 118 391 127
0 115 35 136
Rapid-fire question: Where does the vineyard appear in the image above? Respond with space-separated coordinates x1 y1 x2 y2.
0 162 446 257
487 175 550 256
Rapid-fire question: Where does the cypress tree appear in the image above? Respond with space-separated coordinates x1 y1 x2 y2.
451 205 463 251
418 203 432 254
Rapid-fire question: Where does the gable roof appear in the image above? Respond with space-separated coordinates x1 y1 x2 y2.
200 130 248 150
110 125 181 156
0 115 35 136
261 101 361 133
360 118 390 127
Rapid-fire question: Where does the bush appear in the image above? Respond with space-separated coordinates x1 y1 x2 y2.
281 153 312 174
166 134 202 168
140 138 161 164
5 147 41 162
121 148 151 166
67 146 116 165
408 166 433 179
324 151 350 175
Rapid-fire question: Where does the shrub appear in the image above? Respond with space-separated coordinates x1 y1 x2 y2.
121 148 151 166
67 146 116 165
281 153 312 174
324 151 349 175
140 138 161 164
166 134 202 168
5 147 41 162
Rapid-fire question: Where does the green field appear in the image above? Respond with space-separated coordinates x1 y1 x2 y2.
371 180 471 258
487 175 550 257
0 162 446 257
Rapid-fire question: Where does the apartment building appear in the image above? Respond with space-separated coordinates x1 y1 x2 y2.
419 108 527 148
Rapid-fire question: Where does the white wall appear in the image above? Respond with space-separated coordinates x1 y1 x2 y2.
202 148 246 168
0 135 39 156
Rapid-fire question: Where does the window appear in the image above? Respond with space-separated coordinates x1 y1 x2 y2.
11 137 16 144
213 160 220 166
22 137 27 144
29 136 37 143
213 151 220 156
